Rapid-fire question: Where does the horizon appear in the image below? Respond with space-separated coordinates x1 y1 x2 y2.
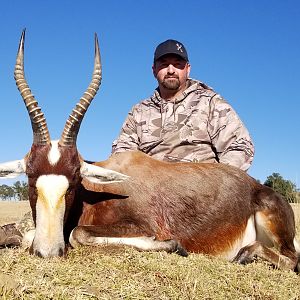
0 1 299 188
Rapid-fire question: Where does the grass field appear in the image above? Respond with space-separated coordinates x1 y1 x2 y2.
0 201 31 225
1 201 300 299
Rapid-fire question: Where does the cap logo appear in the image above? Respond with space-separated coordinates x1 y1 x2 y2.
176 43 183 53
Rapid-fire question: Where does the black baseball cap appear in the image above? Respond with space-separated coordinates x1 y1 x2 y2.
154 39 189 62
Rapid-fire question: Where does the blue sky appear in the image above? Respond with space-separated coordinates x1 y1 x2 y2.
0 0 299 187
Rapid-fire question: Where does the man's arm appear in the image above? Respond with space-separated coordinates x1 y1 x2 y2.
111 108 140 154
208 94 255 171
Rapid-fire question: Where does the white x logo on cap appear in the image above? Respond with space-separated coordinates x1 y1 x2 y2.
176 43 183 53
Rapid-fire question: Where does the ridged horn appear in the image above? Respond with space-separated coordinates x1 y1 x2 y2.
59 33 102 146
14 29 51 145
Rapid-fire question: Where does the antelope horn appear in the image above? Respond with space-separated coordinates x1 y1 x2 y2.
59 33 102 146
14 29 51 145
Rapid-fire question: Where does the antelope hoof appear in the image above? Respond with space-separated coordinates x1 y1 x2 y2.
233 248 254 265
165 239 188 257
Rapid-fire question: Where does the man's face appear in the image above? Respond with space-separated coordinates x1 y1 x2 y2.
153 54 191 91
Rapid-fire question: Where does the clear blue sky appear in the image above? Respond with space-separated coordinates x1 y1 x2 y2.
0 0 299 187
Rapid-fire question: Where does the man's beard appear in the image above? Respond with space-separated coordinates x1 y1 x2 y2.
161 76 180 90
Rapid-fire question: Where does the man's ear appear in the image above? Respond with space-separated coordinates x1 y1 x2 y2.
186 62 191 78
152 64 157 78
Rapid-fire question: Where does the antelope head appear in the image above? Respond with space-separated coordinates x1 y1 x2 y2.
0 30 128 257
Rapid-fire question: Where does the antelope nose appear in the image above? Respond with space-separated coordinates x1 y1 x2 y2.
32 246 66 258
34 250 44 258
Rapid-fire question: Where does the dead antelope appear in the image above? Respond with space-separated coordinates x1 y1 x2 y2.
0 31 299 271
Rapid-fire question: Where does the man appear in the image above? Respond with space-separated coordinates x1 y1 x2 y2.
112 39 254 171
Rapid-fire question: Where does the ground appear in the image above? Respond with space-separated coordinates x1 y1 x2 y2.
0 201 300 299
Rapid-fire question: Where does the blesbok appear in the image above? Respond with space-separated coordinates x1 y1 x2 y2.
0 31 299 271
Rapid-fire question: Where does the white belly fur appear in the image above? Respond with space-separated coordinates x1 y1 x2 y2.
220 215 256 261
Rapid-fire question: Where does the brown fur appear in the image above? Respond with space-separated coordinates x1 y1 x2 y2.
65 151 297 269
22 144 299 269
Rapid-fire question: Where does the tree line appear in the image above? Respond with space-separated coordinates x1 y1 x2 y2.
0 173 299 203
263 173 299 203
0 181 28 201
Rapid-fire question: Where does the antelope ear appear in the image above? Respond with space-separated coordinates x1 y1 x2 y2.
80 162 129 184
0 159 26 178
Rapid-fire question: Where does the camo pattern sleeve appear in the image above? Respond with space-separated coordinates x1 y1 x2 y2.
208 94 254 171
112 107 139 153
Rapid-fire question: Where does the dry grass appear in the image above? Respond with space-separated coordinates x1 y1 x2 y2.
292 203 300 221
292 204 300 237
0 201 300 299
1 246 300 299
0 201 30 225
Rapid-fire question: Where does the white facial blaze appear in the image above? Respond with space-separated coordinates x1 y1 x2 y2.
33 175 69 257
48 140 61 166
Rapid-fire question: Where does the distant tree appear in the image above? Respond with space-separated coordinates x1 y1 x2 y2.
0 184 15 201
13 181 29 201
264 173 297 203
0 181 28 201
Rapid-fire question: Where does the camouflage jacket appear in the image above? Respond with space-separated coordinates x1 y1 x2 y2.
112 79 254 171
